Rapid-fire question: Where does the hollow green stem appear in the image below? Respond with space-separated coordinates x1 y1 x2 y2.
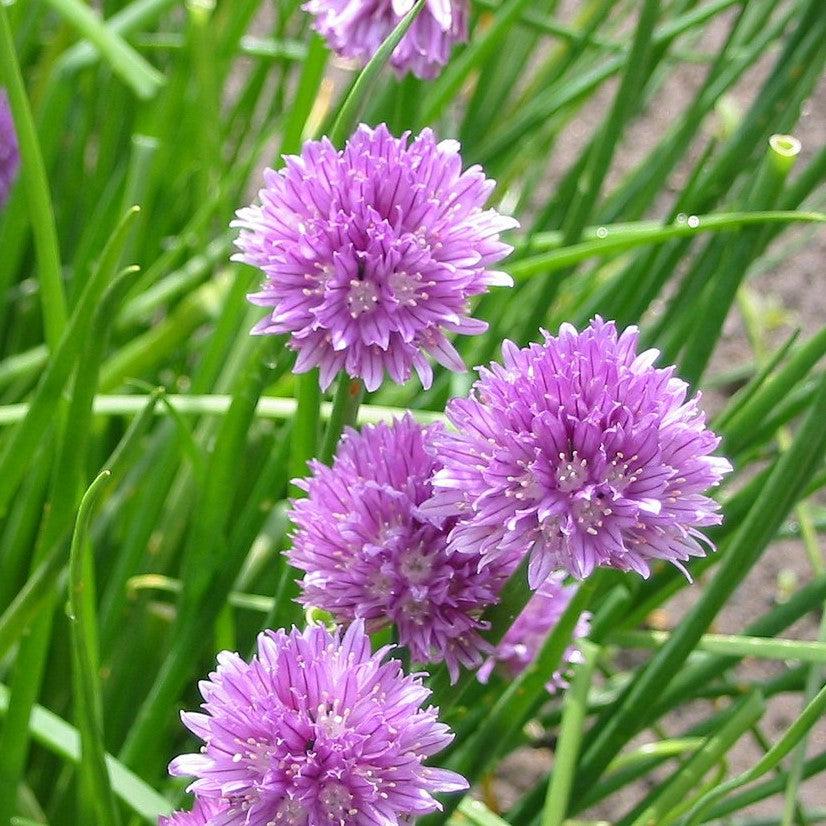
320 374 364 465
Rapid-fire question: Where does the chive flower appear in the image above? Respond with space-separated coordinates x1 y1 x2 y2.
424 319 732 585
160 798 224 825
168 621 467 824
304 0 469 79
478 573 591 693
0 90 20 209
233 124 516 391
289 415 512 682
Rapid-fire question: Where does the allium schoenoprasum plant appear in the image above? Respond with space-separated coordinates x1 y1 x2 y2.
0 0 825 823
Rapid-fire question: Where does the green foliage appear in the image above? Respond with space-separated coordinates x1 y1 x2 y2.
0 0 824 823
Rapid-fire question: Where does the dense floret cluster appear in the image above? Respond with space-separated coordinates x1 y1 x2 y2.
424 319 731 584
304 0 469 79
168 622 466 824
234 124 516 391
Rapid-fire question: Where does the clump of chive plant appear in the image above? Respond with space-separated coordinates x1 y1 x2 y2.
424 318 731 585
304 0 468 79
9 0 826 822
167 621 467 824
233 123 517 391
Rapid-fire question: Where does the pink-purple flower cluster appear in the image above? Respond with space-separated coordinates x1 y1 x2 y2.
478 573 591 693
176 113 734 826
233 124 516 391
304 0 469 79
424 318 731 585
0 90 20 209
167 621 466 825
289 415 512 682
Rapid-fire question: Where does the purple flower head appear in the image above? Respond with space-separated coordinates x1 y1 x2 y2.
304 0 469 79
0 90 20 209
233 124 517 392
159 797 226 825
423 318 732 586
478 573 591 694
169 620 467 825
289 415 511 682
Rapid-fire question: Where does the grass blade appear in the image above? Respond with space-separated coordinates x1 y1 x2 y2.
0 388 163 664
573 372 826 796
509 211 825 280
644 571 826 718
419 0 540 124
713 328 800 432
0 208 139 517
0 684 172 821
679 136 802 386
43 0 163 98
699 752 826 822
329 0 426 146
289 372 322 484
56 0 179 77
279 32 329 156
0 210 142 820
541 641 600 826
515 0 660 340
319 375 364 465
722 325 826 455
451 799 510 826
119 334 281 774
0 394 445 426
610 630 826 664
430 574 600 825
625 692 766 826
685 682 826 825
